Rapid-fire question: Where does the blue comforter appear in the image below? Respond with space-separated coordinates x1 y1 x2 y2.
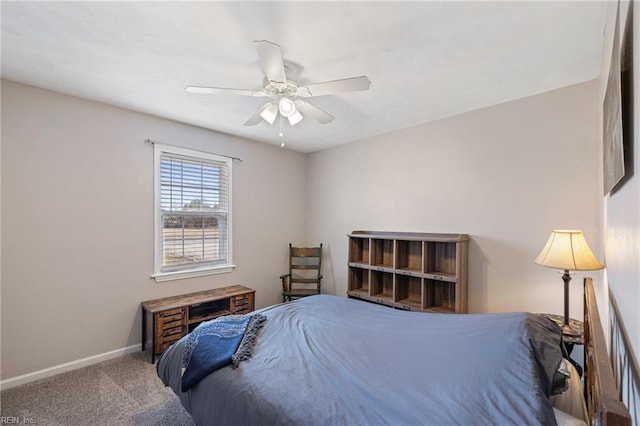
158 294 564 425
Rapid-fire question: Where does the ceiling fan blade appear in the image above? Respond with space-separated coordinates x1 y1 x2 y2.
295 100 335 124
298 76 371 97
186 86 266 97
254 40 287 85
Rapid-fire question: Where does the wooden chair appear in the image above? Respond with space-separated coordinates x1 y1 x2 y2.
280 243 323 302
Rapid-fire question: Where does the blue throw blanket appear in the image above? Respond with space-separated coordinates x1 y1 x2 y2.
181 313 266 392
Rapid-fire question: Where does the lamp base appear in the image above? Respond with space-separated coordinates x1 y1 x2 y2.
560 323 581 337
559 270 581 338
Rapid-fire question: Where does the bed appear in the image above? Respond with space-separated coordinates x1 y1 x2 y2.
157 278 631 425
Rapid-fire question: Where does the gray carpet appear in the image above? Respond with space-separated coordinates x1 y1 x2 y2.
0 350 195 425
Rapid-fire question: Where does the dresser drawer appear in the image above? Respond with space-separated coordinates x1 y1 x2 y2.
231 293 254 314
155 311 185 353
233 295 250 308
159 308 184 330
154 308 186 353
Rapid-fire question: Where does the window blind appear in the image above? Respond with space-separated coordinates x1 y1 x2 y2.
159 152 229 272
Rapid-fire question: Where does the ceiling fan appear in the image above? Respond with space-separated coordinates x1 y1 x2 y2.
186 40 371 127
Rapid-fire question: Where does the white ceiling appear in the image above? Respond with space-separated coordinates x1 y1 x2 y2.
1 1 607 153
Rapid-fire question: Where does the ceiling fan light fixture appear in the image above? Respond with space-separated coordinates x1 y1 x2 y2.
287 109 304 126
278 97 296 117
259 102 279 124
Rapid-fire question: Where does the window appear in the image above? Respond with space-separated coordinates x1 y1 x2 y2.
153 144 233 282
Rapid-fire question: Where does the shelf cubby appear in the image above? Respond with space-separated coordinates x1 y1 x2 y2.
370 270 394 304
395 240 423 272
348 266 370 296
348 236 370 264
371 238 394 268
395 275 422 310
425 242 457 276
188 299 230 324
425 279 456 312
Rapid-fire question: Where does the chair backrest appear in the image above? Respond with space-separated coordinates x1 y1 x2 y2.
289 243 322 280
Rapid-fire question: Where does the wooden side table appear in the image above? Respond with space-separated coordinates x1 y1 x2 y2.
539 313 584 376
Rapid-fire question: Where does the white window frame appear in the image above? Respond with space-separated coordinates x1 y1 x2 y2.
152 143 234 282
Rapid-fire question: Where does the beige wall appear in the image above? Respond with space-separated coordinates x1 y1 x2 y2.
0 80 307 379
307 80 602 315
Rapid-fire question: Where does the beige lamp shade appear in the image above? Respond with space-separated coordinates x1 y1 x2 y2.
535 230 604 271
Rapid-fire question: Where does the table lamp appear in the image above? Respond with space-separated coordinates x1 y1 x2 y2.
535 230 604 337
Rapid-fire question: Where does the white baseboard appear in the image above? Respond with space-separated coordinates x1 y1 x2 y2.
0 344 141 390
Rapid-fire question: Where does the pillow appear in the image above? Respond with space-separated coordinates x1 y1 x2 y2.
552 408 587 426
550 359 588 422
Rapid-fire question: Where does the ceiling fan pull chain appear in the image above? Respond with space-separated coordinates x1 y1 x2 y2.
279 116 285 147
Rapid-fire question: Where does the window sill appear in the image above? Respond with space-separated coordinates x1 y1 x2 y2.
151 265 236 283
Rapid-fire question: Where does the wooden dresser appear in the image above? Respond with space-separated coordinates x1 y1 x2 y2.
141 284 255 363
